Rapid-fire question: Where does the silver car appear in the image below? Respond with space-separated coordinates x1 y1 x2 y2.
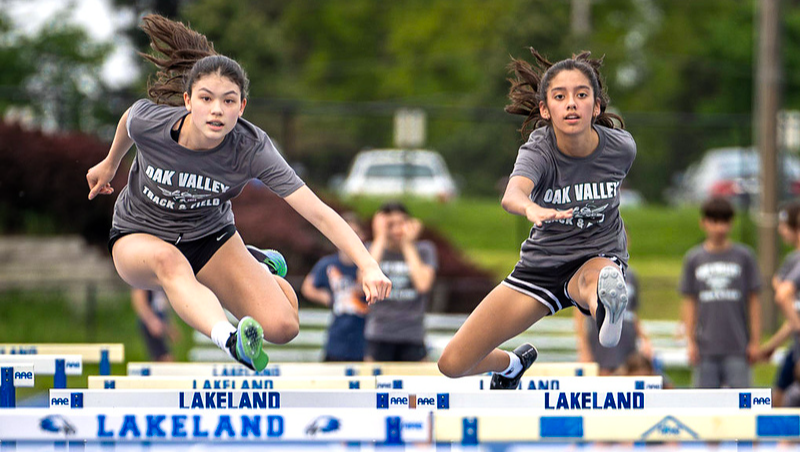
338 149 459 200
667 147 800 205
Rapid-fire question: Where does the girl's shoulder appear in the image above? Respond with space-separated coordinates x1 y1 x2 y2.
597 125 636 159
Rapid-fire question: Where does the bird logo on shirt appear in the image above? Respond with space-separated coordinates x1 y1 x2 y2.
572 203 608 229
158 187 212 203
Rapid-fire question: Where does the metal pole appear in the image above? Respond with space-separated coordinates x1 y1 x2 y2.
755 0 782 332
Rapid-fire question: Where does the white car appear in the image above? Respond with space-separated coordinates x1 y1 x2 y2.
338 149 459 200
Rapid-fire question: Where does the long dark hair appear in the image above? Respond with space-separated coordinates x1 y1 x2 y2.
505 48 624 137
138 14 250 106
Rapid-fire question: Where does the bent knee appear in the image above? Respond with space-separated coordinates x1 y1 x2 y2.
151 247 191 281
438 349 469 379
265 318 299 344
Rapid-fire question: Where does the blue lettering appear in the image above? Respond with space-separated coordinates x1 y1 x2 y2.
239 392 252 409
604 393 617 409
391 397 408 405
191 393 203 409
193 415 209 437
214 415 235 438
617 392 630 409
267 416 284 437
172 415 187 437
216 392 226 409
254 392 266 409
146 415 166 438
581 392 590 409
97 415 113 437
14 372 33 380
557 393 568 409
51 398 69 406
202 381 211 389
66 362 80 369
417 397 435 406
633 392 644 409
545 392 553 409
205 392 216 409
269 392 280 408
570 392 580 409
119 415 141 438
241 415 261 438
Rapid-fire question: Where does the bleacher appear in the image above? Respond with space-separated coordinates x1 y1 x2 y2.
189 309 689 368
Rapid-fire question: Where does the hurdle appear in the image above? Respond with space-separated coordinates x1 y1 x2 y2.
48 388 771 411
0 354 82 393
0 343 124 375
0 408 431 443
374 375 663 391
434 408 800 443
0 364 34 408
127 361 598 378
88 375 377 390
90 375 661 392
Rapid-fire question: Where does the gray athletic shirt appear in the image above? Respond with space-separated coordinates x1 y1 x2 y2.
679 243 762 357
112 99 305 242
510 125 636 268
364 240 438 344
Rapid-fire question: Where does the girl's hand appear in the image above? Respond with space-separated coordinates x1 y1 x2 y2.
87 159 118 200
361 266 392 304
524 204 573 227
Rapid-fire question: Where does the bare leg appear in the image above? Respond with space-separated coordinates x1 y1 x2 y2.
438 284 550 378
198 233 299 344
112 234 229 337
567 257 625 346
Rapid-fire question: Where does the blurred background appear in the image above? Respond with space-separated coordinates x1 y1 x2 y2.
1 0 798 386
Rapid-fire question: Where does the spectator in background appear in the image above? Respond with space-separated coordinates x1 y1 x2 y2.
758 201 800 406
301 212 370 362
365 202 438 362
680 196 762 388
574 265 652 375
131 288 179 362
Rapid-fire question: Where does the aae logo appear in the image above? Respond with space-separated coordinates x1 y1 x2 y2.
389 396 408 407
640 416 698 440
739 392 771 409
51 398 70 406
14 371 33 380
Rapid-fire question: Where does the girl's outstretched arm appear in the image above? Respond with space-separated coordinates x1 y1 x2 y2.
284 186 391 303
501 176 572 227
87 108 134 200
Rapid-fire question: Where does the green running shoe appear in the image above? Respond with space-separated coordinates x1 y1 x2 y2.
246 245 288 278
226 316 269 372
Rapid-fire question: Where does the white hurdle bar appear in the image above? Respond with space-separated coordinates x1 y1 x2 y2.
0 408 430 443
0 364 34 408
89 375 662 392
434 408 800 443
49 388 771 411
89 375 377 390
0 343 124 375
0 354 82 396
127 361 598 378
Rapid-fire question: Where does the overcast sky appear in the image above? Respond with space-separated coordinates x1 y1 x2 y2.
5 0 139 88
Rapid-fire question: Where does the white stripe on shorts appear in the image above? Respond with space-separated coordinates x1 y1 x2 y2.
501 280 556 315
505 275 563 311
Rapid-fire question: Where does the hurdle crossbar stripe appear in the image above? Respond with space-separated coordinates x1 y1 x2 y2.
374 375 663 391
0 344 124 363
49 388 770 411
0 408 431 443
88 376 377 390
435 408 798 442
126 361 597 378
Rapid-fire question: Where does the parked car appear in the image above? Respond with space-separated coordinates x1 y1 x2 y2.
337 149 459 200
666 147 800 206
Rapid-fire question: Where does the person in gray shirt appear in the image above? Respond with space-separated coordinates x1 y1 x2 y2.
438 49 635 389
365 202 438 362
680 197 762 388
86 15 391 372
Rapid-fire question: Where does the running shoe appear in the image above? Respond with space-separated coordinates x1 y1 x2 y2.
246 245 288 278
489 343 538 390
595 265 628 348
225 316 269 371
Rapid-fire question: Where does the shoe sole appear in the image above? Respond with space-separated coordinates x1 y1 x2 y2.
597 266 628 348
246 245 288 278
237 316 270 371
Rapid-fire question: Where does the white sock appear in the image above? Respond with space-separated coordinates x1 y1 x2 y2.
499 350 522 377
211 322 237 358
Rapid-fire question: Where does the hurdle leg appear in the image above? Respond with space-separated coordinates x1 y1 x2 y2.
0 368 14 408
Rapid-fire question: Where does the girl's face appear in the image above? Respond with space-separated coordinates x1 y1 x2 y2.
183 73 246 149
539 69 601 136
